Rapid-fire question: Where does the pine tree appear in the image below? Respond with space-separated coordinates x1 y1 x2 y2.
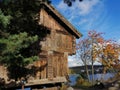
0 0 50 80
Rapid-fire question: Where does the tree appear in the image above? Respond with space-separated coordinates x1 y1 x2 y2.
76 30 106 84
77 30 110 82
63 0 101 6
76 38 91 82
77 30 120 83
0 0 50 80
63 0 83 6
97 40 120 74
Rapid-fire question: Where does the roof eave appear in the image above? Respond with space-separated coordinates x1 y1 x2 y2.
40 2 82 38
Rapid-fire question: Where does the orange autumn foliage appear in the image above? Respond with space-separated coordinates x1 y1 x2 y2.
77 30 120 74
88 31 120 73
100 42 120 73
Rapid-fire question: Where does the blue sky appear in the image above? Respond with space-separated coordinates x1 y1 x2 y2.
52 0 120 66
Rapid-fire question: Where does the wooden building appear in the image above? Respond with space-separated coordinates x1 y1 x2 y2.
0 2 82 90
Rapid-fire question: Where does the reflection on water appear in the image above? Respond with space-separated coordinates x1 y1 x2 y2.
69 73 115 86
89 73 115 81
69 74 79 85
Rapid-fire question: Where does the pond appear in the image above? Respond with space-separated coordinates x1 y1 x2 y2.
16 87 31 90
69 73 115 86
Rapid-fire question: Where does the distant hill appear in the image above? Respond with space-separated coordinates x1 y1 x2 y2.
69 65 104 74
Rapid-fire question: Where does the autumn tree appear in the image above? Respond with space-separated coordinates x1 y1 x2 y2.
97 40 120 75
77 30 120 83
76 30 104 83
76 38 91 82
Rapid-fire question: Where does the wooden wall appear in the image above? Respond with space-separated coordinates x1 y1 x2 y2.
33 8 76 80
34 51 68 79
39 9 76 54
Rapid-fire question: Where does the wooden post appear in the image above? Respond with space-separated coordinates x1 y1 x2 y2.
41 59 47 79
64 52 68 76
35 60 41 79
47 51 53 79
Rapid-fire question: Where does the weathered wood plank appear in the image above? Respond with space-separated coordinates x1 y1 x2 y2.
41 60 47 79
47 51 53 78
26 77 67 86
39 9 76 54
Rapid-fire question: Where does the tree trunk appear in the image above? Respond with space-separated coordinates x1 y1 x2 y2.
91 61 94 85
91 39 94 85
85 64 90 82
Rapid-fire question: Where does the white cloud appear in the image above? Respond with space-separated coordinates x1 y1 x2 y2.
55 0 105 31
76 0 100 15
93 61 102 65
57 1 68 11
78 18 88 25
57 0 101 16
68 56 102 67
68 56 77 67
117 39 120 44
68 56 83 67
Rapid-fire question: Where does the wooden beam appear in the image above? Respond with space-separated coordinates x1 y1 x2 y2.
26 77 67 86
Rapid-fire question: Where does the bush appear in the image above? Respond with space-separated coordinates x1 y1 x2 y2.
76 80 91 87
75 76 92 88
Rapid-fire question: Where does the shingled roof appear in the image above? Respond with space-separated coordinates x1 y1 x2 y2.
40 2 82 38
